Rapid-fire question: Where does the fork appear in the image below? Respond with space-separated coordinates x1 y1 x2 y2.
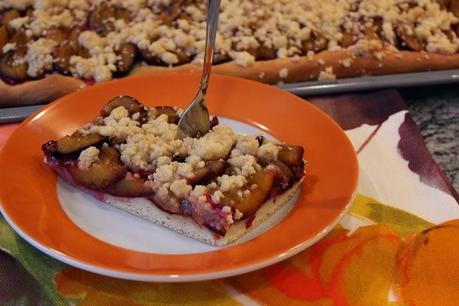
177 0 221 139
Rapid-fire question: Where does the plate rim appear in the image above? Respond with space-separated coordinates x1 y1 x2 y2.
0 192 356 282
0 73 359 281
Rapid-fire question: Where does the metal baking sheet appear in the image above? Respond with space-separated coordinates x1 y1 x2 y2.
277 69 459 96
0 105 44 124
1 69 459 123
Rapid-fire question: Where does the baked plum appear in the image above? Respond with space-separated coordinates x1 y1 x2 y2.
171 154 186 163
0 25 9 55
53 43 77 75
101 96 144 117
115 7 131 22
176 49 191 64
302 32 328 53
272 160 293 179
8 30 29 53
269 160 296 196
451 0 459 16
106 176 154 197
68 27 83 44
157 1 184 26
231 169 276 215
278 145 304 167
187 160 228 186
154 106 180 124
45 27 65 44
138 47 168 66
363 17 383 40
2 9 20 34
88 1 116 35
256 45 277 60
114 43 137 77
341 28 356 47
397 26 423 51
52 132 104 154
0 50 28 82
69 147 126 190
213 52 231 64
138 45 190 66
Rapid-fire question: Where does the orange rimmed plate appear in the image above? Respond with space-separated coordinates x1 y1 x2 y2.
0 74 358 281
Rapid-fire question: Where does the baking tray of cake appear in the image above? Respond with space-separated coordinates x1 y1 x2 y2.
1 69 459 124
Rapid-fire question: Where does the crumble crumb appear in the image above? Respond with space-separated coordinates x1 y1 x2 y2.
78 146 100 170
318 66 336 81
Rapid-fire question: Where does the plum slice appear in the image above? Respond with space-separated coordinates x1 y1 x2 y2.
114 43 137 77
272 160 293 179
0 50 28 82
138 47 189 66
176 49 191 64
52 132 104 154
69 146 126 190
278 144 304 167
451 0 459 16
88 2 116 35
105 176 154 197
8 30 29 53
138 47 168 66
115 7 131 22
230 169 276 215
68 27 83 44
186 160 228 186
256 45 276 61
302 32 327 53
213 53 231 64
363 17 383 40
101 96 144 117
45 27 65 44
341 29 356 47
1 9 20 33
396 26 423 51
158 1 184 26
0 25 9 55
53 44 77 75
53 27 84 74
154 106 180 124
269 160 297 196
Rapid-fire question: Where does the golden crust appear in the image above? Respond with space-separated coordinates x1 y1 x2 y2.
2 50 459 107
132 50 459 83
0 74 85 107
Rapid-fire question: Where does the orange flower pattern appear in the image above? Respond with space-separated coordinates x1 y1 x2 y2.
226 225 401 306
48 193 459 305
52 219 459 305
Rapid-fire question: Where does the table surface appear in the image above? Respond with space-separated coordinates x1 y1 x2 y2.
400 84 458 191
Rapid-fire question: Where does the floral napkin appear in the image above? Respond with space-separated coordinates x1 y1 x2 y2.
0 89 457 305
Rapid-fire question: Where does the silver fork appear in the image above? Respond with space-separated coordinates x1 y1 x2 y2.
177 0 221 139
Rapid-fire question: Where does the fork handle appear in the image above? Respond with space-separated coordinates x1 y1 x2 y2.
199 0 221 96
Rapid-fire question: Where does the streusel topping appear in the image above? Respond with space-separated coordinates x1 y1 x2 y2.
80 104 283 222
1 0 458 82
